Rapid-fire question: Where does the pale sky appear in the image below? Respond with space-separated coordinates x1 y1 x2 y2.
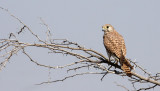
0 0 160 91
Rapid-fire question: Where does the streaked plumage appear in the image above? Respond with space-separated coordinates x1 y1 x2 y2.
102 24 132 77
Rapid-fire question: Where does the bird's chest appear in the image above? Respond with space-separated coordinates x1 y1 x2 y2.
103 33 124 57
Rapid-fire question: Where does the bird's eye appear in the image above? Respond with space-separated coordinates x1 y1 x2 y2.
106 26 109 28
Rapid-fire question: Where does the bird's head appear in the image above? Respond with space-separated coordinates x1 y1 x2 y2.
102 24 114 33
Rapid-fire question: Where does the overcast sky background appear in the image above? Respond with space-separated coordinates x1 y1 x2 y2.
0 0 160 91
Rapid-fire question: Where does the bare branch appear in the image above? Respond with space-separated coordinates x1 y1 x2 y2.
137 84 157 91
36 72 105 85
114 82 129 91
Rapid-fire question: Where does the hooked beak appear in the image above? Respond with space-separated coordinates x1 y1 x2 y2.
102 27 105 31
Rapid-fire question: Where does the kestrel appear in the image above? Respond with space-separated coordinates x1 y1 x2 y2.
102 24 133 77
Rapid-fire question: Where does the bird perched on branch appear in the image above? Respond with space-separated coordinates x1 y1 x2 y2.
102 24 133 77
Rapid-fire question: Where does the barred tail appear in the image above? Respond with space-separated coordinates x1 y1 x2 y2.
120 51 133 77
121 63 132 77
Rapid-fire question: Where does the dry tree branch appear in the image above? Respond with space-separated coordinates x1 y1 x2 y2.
0 7 160 91
36 72 106 85
114 82 130 91
137 84 157 91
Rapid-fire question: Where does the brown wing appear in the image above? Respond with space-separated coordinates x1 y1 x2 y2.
103 27 132 77
103 30 126 59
